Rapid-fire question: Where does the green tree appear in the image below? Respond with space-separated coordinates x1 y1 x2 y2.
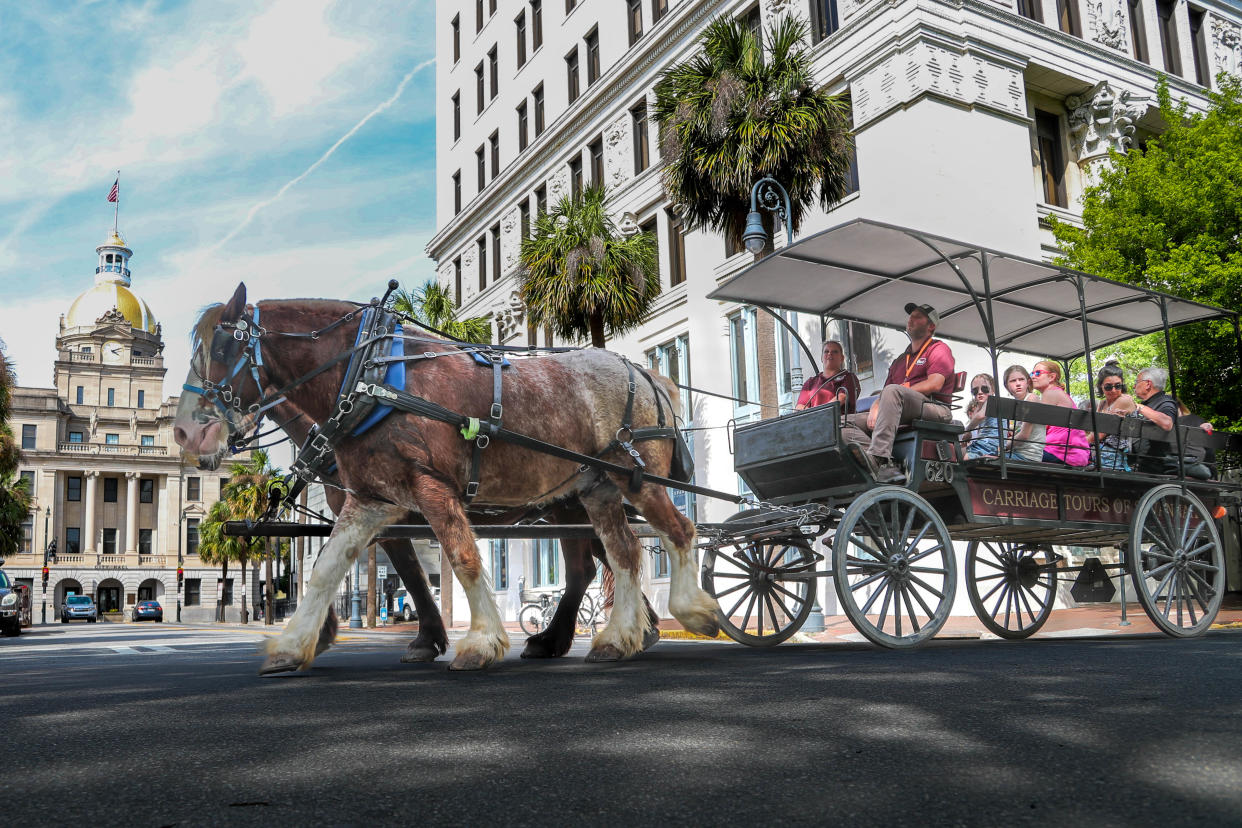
653 14 853 251
223 450 286 625
198 499 243 623
393 281 492 342
518 184 659 347
1050 75 1242 428
0 341 31 557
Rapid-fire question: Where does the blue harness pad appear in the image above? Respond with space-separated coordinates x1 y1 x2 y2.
471 350 510 367
350 322 406 437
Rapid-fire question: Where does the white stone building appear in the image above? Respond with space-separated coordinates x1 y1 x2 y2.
8 227 254 623
428 0 1241 619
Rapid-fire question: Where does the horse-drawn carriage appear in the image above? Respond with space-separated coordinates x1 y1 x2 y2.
183 218 1241 672
700 219 1241 649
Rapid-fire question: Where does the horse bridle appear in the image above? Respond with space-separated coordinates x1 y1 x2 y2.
183 305 278 439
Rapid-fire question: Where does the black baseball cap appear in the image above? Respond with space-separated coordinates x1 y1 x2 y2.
904 302 940 327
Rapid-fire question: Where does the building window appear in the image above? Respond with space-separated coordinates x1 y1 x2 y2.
1156 0 1182 74
585 28 600 85
1189 7 1209 86
67 476 82 501
21 424 34 449
844 96 860 196
650 542 670 577
138 528 152 556
569 156 583 199
69 431 83 443
742 5 761 40
476 0 484 33
490 131 500 177
136 389 145 408
519 199 531 238
646 334 694 519
220 477 229 496
652 0 668 24
185 578 201 606
535 184 547 216
490 539 509 590
775 309 798 411
516 11 528 67
66 527 81 555
140 478 154 503
531 0 543 50
533 84 546 135
532 538 560 587
452 14 461 63
187 476 201 501
811 0 840 42
566 48 580 104
476 62 485 114
453 171 462 215
490 0 497 14
1055 0 1081 36
104 477 118 502
452 91 461 141
632 103 650 174
491 224 501 281
478 236 488 290
220 577 233 605
1034 109 1068 208
588 136 604 187
566 0 576 13
640 216 659 283
847 320 874 378
667 209 687 286
453 257 463 307
1128 0 1148 63
518 101 529 151
141 435 154 446
75 385 84 404
20 515 32 554
187 518 200 555
488 46 499 100
628 0 643 45
107 388 115 407
20 470 33 491
105 433 119 445
729 308 759 421
477 145 486 190
102 528 117 555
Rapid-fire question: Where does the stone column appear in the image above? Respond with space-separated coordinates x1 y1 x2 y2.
83 470 100 554
125 472 140 555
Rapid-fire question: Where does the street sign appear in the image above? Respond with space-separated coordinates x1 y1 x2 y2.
380 605 388 622
377 565 388 580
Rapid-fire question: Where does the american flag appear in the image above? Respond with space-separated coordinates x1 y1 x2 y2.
107 178 119 203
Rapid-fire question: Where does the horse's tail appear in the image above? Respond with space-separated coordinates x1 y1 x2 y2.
644 370 694 484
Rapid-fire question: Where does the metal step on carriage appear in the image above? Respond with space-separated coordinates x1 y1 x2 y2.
696 219 1242 650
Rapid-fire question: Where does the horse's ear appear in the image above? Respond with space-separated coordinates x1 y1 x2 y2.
222 283 247 322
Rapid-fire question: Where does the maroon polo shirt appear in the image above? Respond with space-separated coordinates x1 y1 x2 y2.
884 339 955 403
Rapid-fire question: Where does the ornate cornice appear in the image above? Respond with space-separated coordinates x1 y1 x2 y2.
1065 80 1147 162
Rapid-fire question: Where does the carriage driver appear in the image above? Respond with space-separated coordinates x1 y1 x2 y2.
840 303 956 483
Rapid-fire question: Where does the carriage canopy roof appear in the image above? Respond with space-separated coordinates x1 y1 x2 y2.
707 219 1236 362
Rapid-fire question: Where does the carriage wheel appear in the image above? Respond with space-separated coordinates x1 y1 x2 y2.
1128 484 1224 638
518 604 546 637
701 535 817 647
832 486 956 649
965 541 1057 639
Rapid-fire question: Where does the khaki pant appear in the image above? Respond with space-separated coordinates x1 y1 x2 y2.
841 384 952 459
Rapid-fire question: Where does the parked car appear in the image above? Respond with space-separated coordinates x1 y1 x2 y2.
0 563 24 637
394 587 440 622
61 595 98 623
132 600 163 622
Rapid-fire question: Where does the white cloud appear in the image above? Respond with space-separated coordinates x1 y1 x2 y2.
123 45 230 140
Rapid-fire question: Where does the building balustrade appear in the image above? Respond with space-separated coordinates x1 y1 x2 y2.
97 555 127 567
95 265 131 278
57 442 167 456
138 555 166 566
67 351 97 363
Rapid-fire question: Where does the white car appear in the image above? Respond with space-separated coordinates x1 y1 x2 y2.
394 586 440 622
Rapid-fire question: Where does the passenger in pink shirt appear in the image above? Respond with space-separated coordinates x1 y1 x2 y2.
1031 360 1090 466
841 303 955 482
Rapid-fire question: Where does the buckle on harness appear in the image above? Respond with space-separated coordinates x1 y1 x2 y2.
490 402 503 420
465 481 480 497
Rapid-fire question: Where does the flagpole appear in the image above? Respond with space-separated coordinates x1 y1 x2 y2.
113 170 120 232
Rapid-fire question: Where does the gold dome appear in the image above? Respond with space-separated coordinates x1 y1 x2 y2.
105 229 128 249
65 282 157 333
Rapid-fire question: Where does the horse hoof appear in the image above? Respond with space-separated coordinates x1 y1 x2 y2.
641 625 661 651
585 643 625 663
259 655 304 675
401 645 441 663
448 651 491 671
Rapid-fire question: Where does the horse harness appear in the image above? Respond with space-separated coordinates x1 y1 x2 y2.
190 298 706 517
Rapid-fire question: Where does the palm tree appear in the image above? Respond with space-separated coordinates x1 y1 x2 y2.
393 281 493 343
198 499 244 623
653 14 853 252
224 450 283 625
0 341 31 557
518 185 659 347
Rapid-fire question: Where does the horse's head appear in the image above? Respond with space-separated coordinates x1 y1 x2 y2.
173 282 261 470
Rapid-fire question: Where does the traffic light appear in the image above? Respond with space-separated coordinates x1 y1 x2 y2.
177 566 184 592
41 566 49 589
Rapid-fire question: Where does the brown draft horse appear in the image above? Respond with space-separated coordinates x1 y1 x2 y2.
173 284 719 673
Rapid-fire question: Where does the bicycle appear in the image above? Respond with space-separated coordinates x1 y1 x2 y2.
574 589 606 638
518 589 562 636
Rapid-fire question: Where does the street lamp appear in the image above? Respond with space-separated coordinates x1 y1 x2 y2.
41 506 50 624
742 177 794 255
349 556 363 629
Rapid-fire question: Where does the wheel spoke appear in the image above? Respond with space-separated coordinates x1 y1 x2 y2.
730 589 756 623
904 572 945 601
906 544 947 565
715 580 753 599
899 583 923 633
905 579 937 620
771 581 805 605
907 565 948 575
860 576 889 615
709 571 753 580
979 576 1007 604
848 534 885 562
845 555 886 570
988 581 1012 621
973 556 1007 572
858 513 893 559
875 580 895 629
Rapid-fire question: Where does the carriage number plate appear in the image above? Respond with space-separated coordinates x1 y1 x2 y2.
924 460 954 482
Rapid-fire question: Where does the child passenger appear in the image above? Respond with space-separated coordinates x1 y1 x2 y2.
964 373 1002 459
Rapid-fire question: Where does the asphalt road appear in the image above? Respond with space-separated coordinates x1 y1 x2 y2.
4 623 1242 827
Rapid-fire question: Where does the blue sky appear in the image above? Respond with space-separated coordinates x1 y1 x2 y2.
0 0 437 396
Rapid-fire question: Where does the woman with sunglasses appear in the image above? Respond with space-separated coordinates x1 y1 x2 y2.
1031 361 1090 466
1088 360 1136 470
1002 365 1045 461
964 374 1002 458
